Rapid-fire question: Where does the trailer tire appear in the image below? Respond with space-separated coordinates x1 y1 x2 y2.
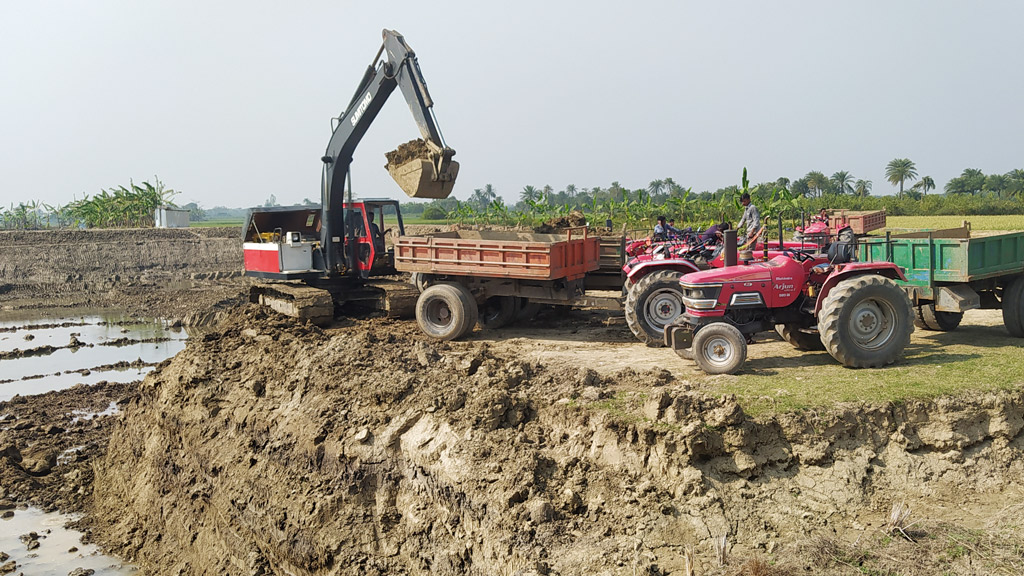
914 304 963 331
775 324 826 351
416 284 473 341
448 282 479 338
818 274 914 368
479 296 519 329
692 323 747 375
516 298 542 323
625 270 686 346
1002 277 1024 337
674 346 694 361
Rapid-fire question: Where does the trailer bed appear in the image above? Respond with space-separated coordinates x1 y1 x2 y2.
862 226 1024 284
394 229 600 281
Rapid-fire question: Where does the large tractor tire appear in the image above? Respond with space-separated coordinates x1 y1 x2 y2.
817 275 914 368
415 283 477 340
691 323 747 375
1002 276 1024 337
479 295 519 329
624 270 687 347
775 323 826 351
914 304 963 331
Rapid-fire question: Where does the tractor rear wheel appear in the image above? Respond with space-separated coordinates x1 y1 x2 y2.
775 323 825 351
914 304 963 331
479 296 519 329
1002 276 1024 337
625 270 687 347
692 323 747 375
416 284 473 340
817 274 914 368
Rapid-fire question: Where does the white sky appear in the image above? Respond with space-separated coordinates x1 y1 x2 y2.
2 1 1023 208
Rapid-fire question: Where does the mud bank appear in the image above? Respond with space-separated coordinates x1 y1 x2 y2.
89 308 1024 575
0 228 246 323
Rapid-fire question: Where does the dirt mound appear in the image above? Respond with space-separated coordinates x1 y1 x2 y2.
534 210 588 233
385 139 434 168
86 306 1024 575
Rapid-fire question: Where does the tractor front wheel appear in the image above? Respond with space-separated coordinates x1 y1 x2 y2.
625 270 687 346
818 275 914 368
914 304 963 331
692 323 747 375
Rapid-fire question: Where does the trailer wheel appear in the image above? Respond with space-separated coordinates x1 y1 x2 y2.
1002 277 1024 337
448 282 479 338
516 298 542 323
692 323 747 375
775 324 825 351
914 304 963 331
818 274 914 368
415 284 473 340
479 296 519 329
625 270 686 347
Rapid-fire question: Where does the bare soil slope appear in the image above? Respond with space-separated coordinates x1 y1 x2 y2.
89 306 1024 575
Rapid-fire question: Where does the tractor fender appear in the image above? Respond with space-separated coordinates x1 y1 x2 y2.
625 258 701 286
814 262 908 315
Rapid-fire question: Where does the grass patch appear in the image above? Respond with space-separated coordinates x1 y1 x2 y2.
699 317 1024 415
884 214 1024 231
191 219 244 228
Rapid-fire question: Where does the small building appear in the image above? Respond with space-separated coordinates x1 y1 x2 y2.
154 206 190 228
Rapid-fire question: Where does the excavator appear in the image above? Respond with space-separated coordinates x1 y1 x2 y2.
242 29 458 324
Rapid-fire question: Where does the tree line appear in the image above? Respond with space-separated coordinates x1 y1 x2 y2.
401 158 1024 226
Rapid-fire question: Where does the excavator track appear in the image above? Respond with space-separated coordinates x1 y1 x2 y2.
250 283 335 326
250 279 419 325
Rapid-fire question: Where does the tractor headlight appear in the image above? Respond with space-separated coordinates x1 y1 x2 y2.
681 283 722 310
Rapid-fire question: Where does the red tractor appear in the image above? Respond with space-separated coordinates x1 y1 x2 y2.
663 240 915 374
623 236 823 346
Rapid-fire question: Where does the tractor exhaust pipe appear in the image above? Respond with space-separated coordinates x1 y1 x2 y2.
724 229 737 267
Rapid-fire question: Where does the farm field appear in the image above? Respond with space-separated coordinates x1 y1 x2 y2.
884 214 1024 231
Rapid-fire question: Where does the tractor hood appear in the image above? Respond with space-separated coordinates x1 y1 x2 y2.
680 261 773 286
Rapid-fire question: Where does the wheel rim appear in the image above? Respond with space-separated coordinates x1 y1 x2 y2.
644 288 683 328
848 297 897 349
424 298 453 328
701 335 735 368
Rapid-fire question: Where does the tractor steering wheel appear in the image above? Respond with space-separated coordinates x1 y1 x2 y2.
783 247 811 262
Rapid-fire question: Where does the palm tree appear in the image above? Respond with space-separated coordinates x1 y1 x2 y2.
885 158 918 198
647 179 665 198
911 176 935 196
805 171 829 198
775 177 791 191
830 171 855 195
854 179 872 198
519 185 539 204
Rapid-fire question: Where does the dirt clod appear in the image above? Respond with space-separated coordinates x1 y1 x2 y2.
385 138 434 168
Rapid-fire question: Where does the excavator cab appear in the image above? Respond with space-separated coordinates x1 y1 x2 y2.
342 199 405 276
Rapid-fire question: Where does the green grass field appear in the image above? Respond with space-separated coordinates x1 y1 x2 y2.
884 214 1024 231
191 219 244 228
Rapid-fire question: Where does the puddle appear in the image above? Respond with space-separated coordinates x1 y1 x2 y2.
0 507 135 575
0 313 190 402
69 402 120 425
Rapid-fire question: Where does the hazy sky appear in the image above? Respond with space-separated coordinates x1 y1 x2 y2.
3 1 1023 208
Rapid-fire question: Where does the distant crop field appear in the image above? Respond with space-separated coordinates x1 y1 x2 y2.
885 214 1024 231
191 219 244 228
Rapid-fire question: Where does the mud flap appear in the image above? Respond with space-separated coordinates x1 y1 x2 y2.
387 158 459 199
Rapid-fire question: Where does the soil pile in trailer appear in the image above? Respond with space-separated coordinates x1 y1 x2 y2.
534 210 588 233
84 304 1024 576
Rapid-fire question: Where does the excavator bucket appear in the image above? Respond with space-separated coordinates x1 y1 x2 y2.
385 139 459 199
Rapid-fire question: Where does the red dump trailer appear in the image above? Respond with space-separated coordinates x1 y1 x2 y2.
394 228 618 339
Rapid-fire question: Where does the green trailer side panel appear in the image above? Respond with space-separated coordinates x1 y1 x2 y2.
862 231 1024 287
967 233 1024 279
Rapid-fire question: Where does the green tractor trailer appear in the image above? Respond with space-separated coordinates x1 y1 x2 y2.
861 223 1024 334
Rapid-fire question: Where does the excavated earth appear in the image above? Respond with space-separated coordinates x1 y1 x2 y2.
2 227 1024 575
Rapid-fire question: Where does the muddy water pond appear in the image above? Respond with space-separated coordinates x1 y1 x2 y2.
0 312 189 402
0 506 135 574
